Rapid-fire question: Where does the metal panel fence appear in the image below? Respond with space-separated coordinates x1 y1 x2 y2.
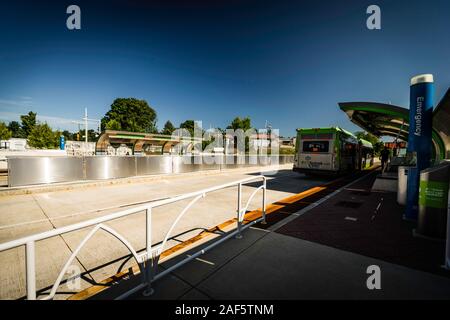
7 157 84 186
85 156 137 180
136 155 172 176
7 155 294 187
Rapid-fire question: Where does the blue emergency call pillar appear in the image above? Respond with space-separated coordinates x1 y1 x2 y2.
405 74 434 220
59 135 65 150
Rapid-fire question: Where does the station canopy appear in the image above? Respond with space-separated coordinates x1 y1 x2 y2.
339 88 450 161
96 130 201 155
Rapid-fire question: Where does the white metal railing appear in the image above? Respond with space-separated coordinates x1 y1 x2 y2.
0 175 267 300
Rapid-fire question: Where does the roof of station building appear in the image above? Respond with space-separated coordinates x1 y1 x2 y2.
338 88 450 160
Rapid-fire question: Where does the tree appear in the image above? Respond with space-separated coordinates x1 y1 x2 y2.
20 111 37 137
105 119 121 130
0 122 12 140
179 120 196 137
8 121 23 138
355 131 384 156
178 120 210 151
101 98 157 133
87 129 98 142
74 129 98 142
227 117 253 153
62 130 73 141
27 123 59 149
161 120 175 135
179 120 209 136
227 117 252 131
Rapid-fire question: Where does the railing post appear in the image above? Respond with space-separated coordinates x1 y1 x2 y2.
143 207 154 296
261 177 267 225
26 241 36 300
236 182 243 239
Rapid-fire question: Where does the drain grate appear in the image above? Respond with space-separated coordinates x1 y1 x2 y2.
335 200 363 208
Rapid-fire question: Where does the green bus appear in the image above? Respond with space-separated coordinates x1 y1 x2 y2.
293 127 374 175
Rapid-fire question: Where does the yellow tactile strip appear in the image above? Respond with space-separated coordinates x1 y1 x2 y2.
67 171 365 300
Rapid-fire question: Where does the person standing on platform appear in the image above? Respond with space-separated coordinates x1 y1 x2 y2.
380 147 390 173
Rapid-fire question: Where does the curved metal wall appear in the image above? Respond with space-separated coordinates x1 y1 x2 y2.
7 154 294 187
136 155 172 176
85 156 136 180
8 157 84 187
172 155 221 173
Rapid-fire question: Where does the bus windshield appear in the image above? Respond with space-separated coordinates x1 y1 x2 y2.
302 141 329 153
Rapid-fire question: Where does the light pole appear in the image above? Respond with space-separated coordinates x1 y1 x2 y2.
265 120 272 151
71 108 101 143
84 108 88 143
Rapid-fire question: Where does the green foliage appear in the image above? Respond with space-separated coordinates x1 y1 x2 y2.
354 131 384 156
178 120 208 150
0 122 12 140
62 130 74 141
227 117 253 153
7 121 23 138
75 129 98 142
101 98 157 133
262 147 295 155
202 129 224 151
87 129 98 141
20 111 37 137
227 117 252 131
105 119 121 130
179 120 196 137
372 141 385 156
27 123 59 149
161 120 175 135
279 147 295 155
354 131 377 144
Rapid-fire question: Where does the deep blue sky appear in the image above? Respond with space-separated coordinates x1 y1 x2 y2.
1 0 449 137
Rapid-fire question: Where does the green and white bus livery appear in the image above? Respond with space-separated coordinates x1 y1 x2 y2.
293 127 374 176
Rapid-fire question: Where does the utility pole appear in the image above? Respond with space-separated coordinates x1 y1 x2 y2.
71 108 101 143
265 120 272 150
84 108 88 143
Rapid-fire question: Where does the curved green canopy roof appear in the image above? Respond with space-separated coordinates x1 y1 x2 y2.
359 138 373 149
433 88 450 160
338 92 450 161
339 102 409 140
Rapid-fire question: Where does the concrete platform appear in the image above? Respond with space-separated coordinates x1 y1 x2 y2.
371 172 398 192
0 164 333 299
96 227 450 300
276 169 448 278
89 168 450 300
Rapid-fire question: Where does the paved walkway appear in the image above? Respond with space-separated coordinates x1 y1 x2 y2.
92 227 450 300
277 169 449 278
90 169 450 300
